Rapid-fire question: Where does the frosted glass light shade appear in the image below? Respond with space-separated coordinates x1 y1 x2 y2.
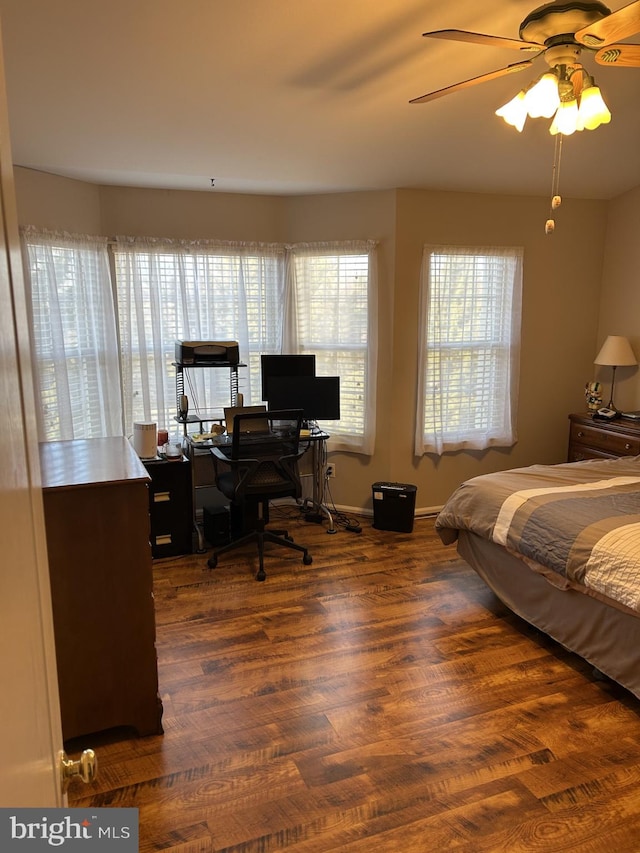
594 335 638 367
577 86 612 131
549 99 579 135
524 73 560 118
495 90 527 132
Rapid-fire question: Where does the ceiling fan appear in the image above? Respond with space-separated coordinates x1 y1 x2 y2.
410 0 640 105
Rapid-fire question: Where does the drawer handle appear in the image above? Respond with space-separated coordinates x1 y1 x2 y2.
625 443 632 451
577 431 584 438
154 491 171 503
156 534 173 545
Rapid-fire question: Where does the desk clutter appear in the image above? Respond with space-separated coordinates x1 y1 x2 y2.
133 347 340 560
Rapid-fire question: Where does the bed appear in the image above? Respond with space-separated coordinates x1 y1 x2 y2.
435 454 640 699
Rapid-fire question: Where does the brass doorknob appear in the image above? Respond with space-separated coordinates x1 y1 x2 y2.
60 748 98 791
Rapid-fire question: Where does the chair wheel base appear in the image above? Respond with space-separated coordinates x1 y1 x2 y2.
206 526 312 579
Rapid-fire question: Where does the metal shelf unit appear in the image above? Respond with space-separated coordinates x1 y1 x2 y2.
172 361 246 552
173 361 245 432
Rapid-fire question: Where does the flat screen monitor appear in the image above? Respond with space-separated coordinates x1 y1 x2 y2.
266 375 340 423
260 354 316 400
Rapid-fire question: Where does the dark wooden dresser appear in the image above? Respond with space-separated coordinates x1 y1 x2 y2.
40 437 163 742
568 412 640 462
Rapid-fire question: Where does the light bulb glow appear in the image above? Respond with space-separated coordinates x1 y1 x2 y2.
549 99 579 135
524 72 560 118
495 90 527 132
576 85 612 131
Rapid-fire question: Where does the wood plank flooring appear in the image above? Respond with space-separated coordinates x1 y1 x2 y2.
68 508 640 852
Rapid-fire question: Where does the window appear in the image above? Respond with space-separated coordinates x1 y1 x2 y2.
113 238 286 435
416 245 523 455
290 241 377 454
22 229 122 441
22 230 377 454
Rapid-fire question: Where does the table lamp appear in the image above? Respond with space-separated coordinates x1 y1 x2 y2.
594 335 638 410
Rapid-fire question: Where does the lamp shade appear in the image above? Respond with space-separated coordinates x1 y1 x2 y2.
495 90 527 132
524 72 560 119
594 335 638 367
576 85 611 131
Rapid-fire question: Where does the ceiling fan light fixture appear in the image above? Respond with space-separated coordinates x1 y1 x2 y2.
524 71 560 118
495 89 528 131
412 0 640 231
576 83 612 130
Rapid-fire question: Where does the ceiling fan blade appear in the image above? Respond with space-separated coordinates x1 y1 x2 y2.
594 42 640 66
575 0 640 47
409 60 533 104
423 29 542 52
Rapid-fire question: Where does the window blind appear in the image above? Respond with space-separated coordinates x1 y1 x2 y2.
290 241 377 454
113 239 286 433
416 245 523 455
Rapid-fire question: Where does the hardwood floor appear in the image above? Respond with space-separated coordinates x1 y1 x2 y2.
68 508 640 852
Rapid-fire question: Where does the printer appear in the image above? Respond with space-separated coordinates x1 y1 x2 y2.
175 340 240 365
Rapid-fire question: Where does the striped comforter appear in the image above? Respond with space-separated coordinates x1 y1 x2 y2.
435 455 640 612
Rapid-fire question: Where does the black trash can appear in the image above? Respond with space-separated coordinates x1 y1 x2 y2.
372 482 417 533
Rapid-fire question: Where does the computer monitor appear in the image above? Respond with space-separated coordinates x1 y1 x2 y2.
266 376 340 423
260 354 316 401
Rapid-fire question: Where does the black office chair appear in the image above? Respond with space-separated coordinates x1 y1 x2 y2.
207 409 313 581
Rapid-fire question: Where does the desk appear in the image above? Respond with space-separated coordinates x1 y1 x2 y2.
40 437 163 741
187 428 333 545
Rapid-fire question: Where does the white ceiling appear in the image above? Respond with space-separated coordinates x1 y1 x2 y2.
0 0 638 199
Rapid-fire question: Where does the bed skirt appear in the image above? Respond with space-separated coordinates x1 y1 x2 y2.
457 529 640 701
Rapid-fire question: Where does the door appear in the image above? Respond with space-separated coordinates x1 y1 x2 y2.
0 18 65 805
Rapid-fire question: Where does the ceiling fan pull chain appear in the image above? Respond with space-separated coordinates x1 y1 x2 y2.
546 134 564 234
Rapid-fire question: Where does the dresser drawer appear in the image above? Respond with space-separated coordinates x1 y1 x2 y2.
569 420 640 457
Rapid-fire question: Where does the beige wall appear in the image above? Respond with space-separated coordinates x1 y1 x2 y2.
393 189 608 508
15 167 103 233
15 167 617 512
597 186 640 411
99 186 289 243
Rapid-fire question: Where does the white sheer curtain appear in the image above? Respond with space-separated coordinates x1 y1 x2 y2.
415 244 523 456
22 229 378 452
287 240 378 454
113 237 286 436
21 227 122 441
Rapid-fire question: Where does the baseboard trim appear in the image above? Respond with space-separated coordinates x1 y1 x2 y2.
275 497 443 521
332 503 443 519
